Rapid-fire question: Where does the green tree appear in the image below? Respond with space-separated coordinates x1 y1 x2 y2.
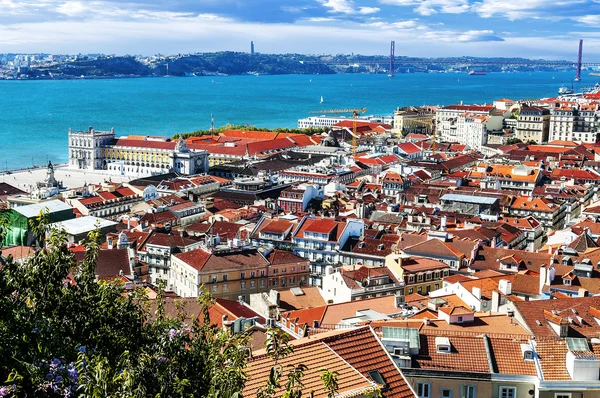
0 212 249 397
505 138 522 145
319 368 339 398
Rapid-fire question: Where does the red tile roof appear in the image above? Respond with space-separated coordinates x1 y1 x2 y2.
114 138 176 150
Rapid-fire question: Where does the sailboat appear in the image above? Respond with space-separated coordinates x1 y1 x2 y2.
320 95 324 104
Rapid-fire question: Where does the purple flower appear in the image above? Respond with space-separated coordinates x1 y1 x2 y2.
168 329 177 340
67 366 78 381
51 358 61 367
77 346 86 354
33 328 39 334
157 356 167 364
55 376 63 384
0 386 10 396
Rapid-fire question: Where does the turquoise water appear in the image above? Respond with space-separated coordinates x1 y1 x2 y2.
0 71 593 169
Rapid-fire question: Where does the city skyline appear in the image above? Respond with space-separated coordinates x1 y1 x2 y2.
0 0 599 61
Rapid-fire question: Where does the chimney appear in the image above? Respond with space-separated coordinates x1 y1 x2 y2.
539 264 548 294
579 288 589 298
423 318 430 326
548 266 556 284
498 279 512 295
472 286 482 299
491 290 500 313
441 215 447 232
269 289 281 305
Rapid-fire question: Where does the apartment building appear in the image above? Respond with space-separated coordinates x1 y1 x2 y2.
549 104 598 143
291 216 364 287
170 246 309 302
516 106 551 143
435 104 494 143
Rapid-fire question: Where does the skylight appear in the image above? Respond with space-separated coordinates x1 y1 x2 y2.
566 337 589 352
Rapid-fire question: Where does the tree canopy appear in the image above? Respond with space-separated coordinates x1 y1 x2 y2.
0 213 248 397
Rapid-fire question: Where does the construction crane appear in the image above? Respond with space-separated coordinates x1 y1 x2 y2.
308 107 367 156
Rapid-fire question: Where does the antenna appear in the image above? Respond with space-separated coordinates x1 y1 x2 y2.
211 114 215 137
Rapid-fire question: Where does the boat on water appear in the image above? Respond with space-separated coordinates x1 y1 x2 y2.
468 70 487 76
590 72 600 77
558 84 574 95
320 95 324 104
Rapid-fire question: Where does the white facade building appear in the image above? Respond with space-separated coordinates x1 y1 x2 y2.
548 104 598 143
435 105 493 143
297 115 393 129
456 114 503 151
68 127 209 177
68 127 115 170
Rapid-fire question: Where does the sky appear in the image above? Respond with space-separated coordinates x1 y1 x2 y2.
0 0 599 61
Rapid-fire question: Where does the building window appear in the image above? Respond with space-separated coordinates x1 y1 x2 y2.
241 281 246 290
408 288 414 294
441 389 453 398
461 385 476 398
222 275 228 282
211 276 217 283
260 279 265 287
240 272 245 279
250 280 256 288
554 395 571 398
500 387 516 398
211 285 218 293
417 382 431 398
222 283 228 292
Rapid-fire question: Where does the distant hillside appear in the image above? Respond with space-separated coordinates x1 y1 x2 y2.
26 52 573 79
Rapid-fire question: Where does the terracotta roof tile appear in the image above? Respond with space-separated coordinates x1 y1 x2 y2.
245 341 377 397
488 337 537 376
323 327 414 397
414 334 490 373
535 339 571 380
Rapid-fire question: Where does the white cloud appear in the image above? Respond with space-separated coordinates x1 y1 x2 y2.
358 6 380 14
306 17 339 21
474 0 587 20
378 0 418 5
367 19 423 29
320 0 354 13
56 1 87 16
319 0 380 15
575 14 600 26
380 0 470 15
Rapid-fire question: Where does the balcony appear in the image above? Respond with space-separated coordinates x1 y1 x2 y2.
351 282 404 295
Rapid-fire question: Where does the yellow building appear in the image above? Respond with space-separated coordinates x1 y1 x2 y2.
385 253 450 296
171 247 310 303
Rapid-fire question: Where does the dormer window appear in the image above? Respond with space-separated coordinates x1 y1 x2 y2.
435 337 451 353
563 278 571 286
520 344 534 361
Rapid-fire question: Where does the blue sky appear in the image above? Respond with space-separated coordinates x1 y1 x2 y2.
0 0 599 61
